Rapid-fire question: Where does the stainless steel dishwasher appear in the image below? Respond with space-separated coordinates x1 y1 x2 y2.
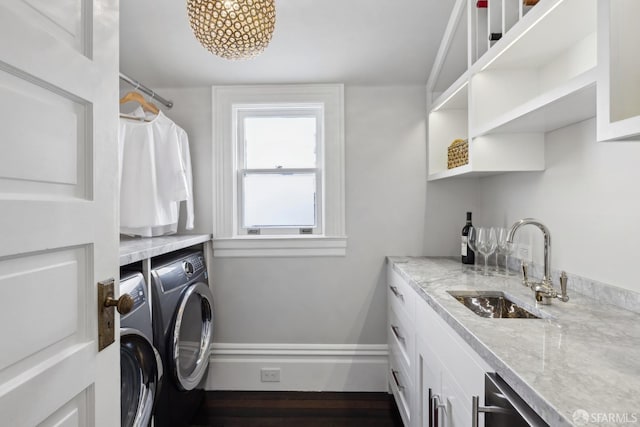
473 373 549 427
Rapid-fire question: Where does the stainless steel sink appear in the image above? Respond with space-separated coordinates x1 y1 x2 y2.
447 291 542 319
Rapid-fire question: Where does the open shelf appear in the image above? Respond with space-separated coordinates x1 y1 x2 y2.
428 168 521 181
431 72 468 112
427 132 545 181
475 0 597 72
428 164 473 181
428 165 522 181
428 76 468 178
472 67 596 136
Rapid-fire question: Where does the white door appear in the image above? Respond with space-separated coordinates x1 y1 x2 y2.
0 0 119 426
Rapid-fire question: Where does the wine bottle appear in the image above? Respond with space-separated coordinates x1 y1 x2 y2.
461 212 475 265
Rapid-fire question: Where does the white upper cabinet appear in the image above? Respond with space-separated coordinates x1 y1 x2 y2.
597 0 640 141
428 0 600 181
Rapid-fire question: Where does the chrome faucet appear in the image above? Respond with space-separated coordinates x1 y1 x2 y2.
507 218 569 304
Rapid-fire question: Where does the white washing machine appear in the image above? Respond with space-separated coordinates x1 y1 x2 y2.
120 271 163 427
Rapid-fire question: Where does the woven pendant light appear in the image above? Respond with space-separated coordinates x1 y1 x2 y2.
187 0 276 60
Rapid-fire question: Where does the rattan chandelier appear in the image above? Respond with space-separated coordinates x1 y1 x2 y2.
187 0 276 60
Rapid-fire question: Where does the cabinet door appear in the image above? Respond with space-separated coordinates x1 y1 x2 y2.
416 336 441 427
416 297 490 427
441 364 475 427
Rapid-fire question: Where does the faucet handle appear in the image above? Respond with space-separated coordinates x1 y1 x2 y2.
557 271 570 302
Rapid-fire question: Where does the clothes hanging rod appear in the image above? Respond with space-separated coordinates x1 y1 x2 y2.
119 72 173 109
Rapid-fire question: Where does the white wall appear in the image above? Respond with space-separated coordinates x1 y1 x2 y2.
158 85 436 346
477 118 640 293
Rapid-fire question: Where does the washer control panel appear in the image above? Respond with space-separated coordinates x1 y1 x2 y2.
120 272 147 314
157 253 207 292
127 281 147 311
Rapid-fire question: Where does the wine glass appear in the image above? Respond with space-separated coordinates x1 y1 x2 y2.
496 227 514 275
467 226 479 272
477 227 497 276
496 227 508 274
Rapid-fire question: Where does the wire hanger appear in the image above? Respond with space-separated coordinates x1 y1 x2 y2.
119 91 160 115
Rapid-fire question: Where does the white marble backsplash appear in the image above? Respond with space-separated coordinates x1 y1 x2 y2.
506 257 640 315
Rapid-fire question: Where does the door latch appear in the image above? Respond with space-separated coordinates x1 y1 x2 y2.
98 278 134 351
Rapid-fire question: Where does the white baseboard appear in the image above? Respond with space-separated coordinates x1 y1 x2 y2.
206 343 389 392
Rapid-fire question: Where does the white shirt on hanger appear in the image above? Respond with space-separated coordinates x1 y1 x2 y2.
118 108 194 237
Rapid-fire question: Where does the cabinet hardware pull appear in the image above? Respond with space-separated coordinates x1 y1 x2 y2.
428 388 434 427
431 393 446 427
390 325 404 341
391 369 404 390
472 396 510 427
389 285 403 298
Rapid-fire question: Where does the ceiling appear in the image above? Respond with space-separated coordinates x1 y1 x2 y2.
119 0 455 88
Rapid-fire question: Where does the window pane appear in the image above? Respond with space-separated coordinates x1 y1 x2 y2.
242 173 316 228
244 117 317 168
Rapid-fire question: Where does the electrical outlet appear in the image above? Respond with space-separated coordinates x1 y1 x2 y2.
260 368 281 382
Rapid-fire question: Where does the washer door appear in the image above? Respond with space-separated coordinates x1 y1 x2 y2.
170 281 214 391
120 329 163 427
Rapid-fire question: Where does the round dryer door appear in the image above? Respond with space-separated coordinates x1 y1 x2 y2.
170 281 214 391
120 329 163 427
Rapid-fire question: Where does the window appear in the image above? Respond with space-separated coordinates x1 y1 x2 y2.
236 107 323 235
212 85 346 257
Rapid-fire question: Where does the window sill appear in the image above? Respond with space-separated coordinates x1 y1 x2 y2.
212 236 347 258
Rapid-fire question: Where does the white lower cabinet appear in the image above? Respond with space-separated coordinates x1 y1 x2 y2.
415 293 490 427
388 265 490 427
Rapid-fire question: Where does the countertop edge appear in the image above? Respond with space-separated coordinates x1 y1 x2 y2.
119 234 212 266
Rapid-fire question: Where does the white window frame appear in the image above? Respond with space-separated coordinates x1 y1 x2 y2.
235 106 324 236
212 85 346 257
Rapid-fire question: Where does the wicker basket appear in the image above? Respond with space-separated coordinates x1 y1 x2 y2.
447 139 468 169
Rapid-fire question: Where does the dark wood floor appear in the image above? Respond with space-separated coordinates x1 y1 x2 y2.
190 391 404 427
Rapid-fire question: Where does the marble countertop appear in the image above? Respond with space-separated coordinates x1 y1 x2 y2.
120 234 212 266
388 257 640 427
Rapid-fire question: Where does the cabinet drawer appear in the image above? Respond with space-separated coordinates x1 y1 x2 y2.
387 267 416 322
389 352 413 427
388 305 415 371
